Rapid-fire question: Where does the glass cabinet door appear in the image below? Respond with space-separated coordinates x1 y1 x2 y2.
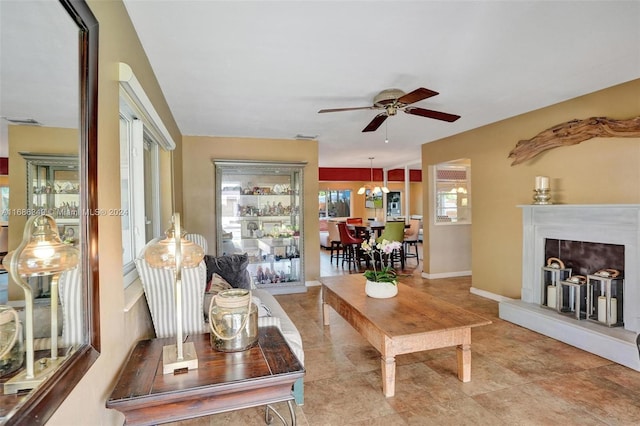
214 160 306 294
21 153 79 240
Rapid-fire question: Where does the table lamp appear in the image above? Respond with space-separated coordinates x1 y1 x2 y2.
145 213 204 374
2 214 79 394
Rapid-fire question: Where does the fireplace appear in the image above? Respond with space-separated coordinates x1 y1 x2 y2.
499 204 640 371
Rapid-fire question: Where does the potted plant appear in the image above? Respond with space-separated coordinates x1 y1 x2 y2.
360 238 403 298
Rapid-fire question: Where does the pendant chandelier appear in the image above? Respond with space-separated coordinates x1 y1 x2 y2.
358 157 389 195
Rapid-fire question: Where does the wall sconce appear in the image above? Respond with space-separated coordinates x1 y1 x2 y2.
144 213 204 374
2 215 79 394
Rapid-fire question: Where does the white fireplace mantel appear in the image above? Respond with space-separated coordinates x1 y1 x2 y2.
499 204 640 371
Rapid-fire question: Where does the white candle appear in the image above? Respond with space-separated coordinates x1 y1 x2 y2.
597 296 607 323
610 297 617 324
535 176 549 190
547 285 557 309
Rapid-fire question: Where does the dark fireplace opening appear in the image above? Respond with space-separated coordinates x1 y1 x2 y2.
544 239 625 276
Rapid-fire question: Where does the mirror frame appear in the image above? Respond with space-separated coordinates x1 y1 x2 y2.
6 0 100 423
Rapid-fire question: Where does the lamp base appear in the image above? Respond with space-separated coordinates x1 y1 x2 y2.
162 342 198 374
3 356 66 394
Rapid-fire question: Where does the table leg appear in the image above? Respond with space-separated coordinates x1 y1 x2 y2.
381 355 396 397
322 302 330 326
456 328 472 382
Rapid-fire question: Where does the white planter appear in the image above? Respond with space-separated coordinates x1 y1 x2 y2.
365 280 398 299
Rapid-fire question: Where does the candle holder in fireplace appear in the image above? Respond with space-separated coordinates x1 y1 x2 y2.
587 269 624 327
557 275 587 320
541 257 571 310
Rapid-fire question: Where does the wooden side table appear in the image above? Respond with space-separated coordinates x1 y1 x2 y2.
107 326 304 425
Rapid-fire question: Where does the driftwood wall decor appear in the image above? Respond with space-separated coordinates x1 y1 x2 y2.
508 116 640 166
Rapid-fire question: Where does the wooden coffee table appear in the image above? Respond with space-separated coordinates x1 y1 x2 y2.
321 275 491 397
107 326 304 425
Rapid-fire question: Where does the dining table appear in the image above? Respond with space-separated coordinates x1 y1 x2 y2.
346 220 411 240
347 220 386 240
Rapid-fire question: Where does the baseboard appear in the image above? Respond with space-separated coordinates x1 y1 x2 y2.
305 280 321 287
421 270 471 279
470 286 513 303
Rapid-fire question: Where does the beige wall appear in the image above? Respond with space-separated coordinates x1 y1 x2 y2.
48 1 181 423
181 136 320 282
422 78 640 298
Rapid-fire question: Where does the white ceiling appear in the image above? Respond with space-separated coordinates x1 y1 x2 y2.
122 0 640 169
0 1 78 143
2 1 639 170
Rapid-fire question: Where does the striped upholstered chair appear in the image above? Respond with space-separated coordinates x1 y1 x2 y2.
58 266 84 348
185 233 208 255
135 240 208 338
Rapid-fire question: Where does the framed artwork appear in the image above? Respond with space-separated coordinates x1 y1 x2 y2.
364 190 383 209
63 224 80 245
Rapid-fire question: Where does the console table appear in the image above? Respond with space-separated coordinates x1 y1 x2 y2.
107 326 304 425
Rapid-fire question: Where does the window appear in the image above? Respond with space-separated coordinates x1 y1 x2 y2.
119 112 161 286
386 191 401 217
434 163 471 224
319 190 351 218
119 63 174 287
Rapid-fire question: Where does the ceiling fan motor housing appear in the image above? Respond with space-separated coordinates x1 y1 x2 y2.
373 88 406 106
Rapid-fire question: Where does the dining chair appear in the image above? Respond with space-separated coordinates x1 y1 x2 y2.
346 217 363 225
338 222 363 270
327 220 343 265
403 218 421 264
376 221 406 269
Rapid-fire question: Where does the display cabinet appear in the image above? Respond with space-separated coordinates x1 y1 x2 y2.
214 160 306 294
20 153 79 244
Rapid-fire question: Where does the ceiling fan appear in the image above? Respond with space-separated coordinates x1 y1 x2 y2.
318 87 461 132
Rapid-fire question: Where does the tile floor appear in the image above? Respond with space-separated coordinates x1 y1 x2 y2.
170 247 640 425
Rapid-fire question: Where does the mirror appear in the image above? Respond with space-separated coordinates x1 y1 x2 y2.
0 0 99 422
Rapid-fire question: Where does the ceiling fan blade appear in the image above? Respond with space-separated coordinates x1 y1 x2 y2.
404 107 461 122
397 87 439 105
318 106 376 113
362 113 388 132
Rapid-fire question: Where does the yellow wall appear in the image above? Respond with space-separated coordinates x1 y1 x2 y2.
422 78 640 298
181 136 320 282
48 0 181 423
